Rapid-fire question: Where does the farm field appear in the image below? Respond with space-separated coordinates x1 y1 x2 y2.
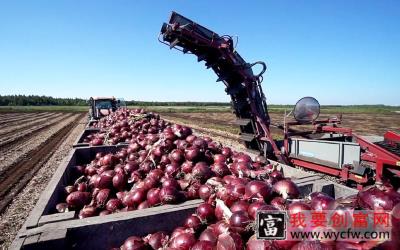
0 112 86 247
160 111 400 140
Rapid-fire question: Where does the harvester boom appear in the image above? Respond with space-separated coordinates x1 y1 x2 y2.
159 12 288 163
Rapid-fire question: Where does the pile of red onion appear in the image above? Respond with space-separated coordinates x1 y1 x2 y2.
84 108 165 146
57 109 281 219
58 109 400 249
116 184 400 250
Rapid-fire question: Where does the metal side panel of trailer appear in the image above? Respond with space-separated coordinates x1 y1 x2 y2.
289 138 361 169
22 145 124 230
11 178 357 250
22 143 326 231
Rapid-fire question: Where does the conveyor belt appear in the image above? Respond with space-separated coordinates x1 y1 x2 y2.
374 141 400 157
160 12 271 152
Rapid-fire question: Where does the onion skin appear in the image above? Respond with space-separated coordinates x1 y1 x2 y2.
357 186 395 210
184 215 202 231
121 236 147 250
216 232 243 250
196 203 215 222
229 211 251 233
147 188 161 207
66 191 90 209
198 185 213 201
191 241 214 250
288 201 311 215
291 241 333 250
246 234 276 250
169 232 196 250
160 186 179 204
244 180 272 201
106 198 122 212
310 192 335 211
56 203 69 213
78 206 97 219
230 200 250 213
199 228 218 245
273 179 300 199
146 231 168 250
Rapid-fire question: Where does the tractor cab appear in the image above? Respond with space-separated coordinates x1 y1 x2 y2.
89 96 118 120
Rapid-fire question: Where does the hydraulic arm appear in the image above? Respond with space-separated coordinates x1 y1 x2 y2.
159 12 289 163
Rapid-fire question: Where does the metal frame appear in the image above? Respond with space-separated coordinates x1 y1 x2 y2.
159 11 400 187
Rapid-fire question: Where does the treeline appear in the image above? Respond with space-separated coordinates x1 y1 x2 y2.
0 95 87 106
125 101 230 106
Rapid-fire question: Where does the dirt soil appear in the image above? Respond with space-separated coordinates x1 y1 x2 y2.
0 113 86 249
162 112 400 138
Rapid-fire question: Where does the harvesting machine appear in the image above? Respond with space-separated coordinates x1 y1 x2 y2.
159 11 400 189
88 96 119 120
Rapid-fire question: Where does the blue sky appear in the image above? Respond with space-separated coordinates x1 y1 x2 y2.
0 1 399 105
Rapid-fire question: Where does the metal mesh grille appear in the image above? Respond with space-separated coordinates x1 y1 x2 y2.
293 97 320 123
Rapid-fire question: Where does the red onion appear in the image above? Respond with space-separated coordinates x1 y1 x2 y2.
244 180 272 201
185 147 201 162
146 231 168 250
169 149 185 164
357 186 394 210
229 211 251 233
274 240 299 250
213 154 227 163
95 188 110 207
193 138 207 149
124 161 139 173
199 228 218 245
216 232 243 250
96 173 113 189
181 161 193 174
230 162 250 177
291 241 333 250
214 221 230 236
56 203 68 213
112 173 126 191
99 210 111 216
106 198 122 212
247 201 267 219
211 163 230 177
137 200 149 210
121 236 146 250
162 178 180 190
147 188 161 206
191 241 214 250
288 201 311 215
199 185 213 201
196 203 215 222
270 197 287 210
221 147 232 158
78 206 97 219
187 182 201 199
246 234 275 250
273 179 300 199
184 215 202 231
230 200 250 213
185 135 197 144
160 186 179 204
165 163 181 178
66 191 90 208
310 192 335 211
169 232 196 250
235 153 252 164
65 185 76 194
143 177 158 190
170 227 187 239
192 162 212 182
